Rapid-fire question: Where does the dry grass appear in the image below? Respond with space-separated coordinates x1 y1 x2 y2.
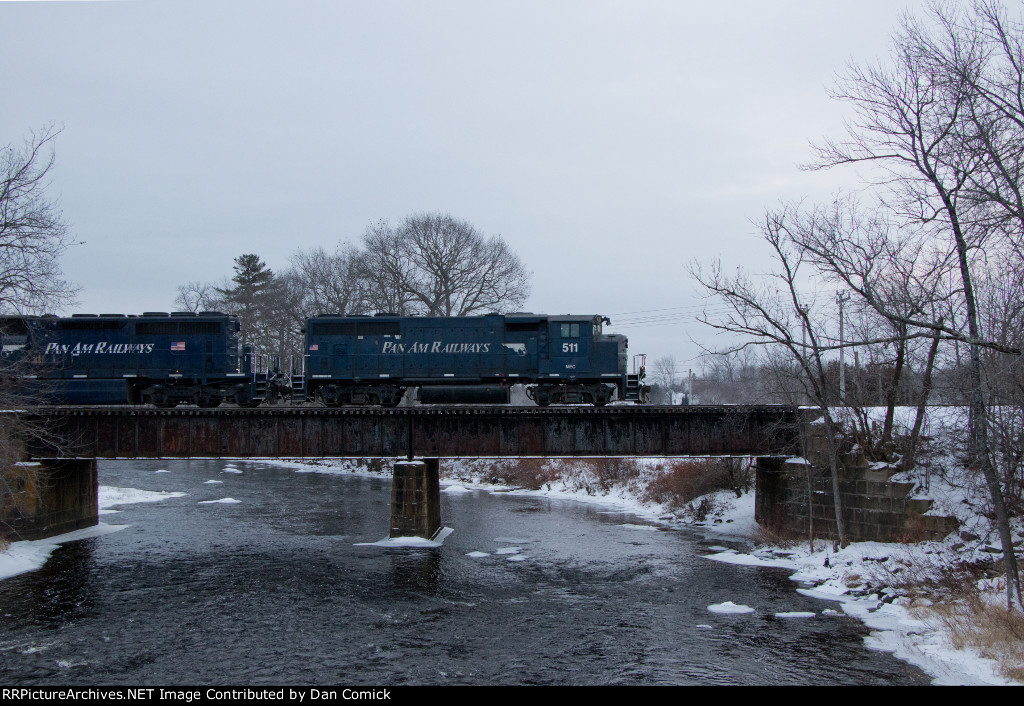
640 459 747 511
750 522 803 548
863 551 998 597
930 594 1024 682
468 458 559 490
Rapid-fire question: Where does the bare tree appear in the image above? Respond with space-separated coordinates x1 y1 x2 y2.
174 280 220 313
359 213 531 316
651 355 679 403
357 219 423 315
0 126 78 542
288 244 370 318
806 1 1024 607
0 125 79 314
689 223 850 546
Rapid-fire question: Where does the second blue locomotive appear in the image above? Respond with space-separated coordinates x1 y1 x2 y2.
301 312 646 406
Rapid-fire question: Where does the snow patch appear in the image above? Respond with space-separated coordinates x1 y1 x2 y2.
0 524 127 581
708 601 755 614
356 527 454 548
99 486 186 508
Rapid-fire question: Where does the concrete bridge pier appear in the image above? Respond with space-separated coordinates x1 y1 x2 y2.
2 459 98 541
390 458 442 539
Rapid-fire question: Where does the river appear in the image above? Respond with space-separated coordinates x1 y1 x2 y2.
0 459 931 685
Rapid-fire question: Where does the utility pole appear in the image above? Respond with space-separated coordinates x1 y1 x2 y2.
837 290 850 404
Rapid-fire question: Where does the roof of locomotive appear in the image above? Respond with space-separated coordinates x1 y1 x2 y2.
307 313 607 323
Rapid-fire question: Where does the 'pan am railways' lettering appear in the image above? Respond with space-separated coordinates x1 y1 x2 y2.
380 341 491 355
45 342 156 356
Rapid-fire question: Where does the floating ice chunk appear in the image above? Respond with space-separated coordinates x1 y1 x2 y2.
494 537 533 543
221 468 243 474
703 551 797 569
356 527 454 548
495 547 521 555
466 551 490 558
506 555 528 562
796 586 852 602
154 470 170 474
198 498 241 504
708 601 755 614
775 611 816 619
618 523 660 531
696 624 713 629
442 484 471 494
204 480 223 484
99 486 186 508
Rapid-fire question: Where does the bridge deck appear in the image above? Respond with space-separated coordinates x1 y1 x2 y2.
22 405 803 459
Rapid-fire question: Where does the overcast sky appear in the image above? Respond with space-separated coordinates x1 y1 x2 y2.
2 0 923 369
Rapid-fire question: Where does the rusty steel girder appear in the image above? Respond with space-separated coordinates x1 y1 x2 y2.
21 405 804 460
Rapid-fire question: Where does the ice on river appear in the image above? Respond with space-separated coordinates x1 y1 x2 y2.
707 601 756 614
100 486 186 509
355 527 454 548
442 484 471 494
0 524 127 581
198 498 241 504
0 484 182 582
703 549 798 570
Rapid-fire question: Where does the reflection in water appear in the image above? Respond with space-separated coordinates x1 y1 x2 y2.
388 552 443 594
0 459 932 685
3 540 96 630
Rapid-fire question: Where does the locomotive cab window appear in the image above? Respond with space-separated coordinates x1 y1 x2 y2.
560 323 580 338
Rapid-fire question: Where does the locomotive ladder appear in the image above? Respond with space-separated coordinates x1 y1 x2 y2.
289 354 308 402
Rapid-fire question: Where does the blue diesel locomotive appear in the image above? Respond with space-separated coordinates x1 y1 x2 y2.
302 313 647 406
0 312 263 407
0 311 648 407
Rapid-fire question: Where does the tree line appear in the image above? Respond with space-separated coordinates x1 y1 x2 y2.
688 0 1024 607
175 213 531 365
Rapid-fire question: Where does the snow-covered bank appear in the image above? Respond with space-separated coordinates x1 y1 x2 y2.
0 485 185 581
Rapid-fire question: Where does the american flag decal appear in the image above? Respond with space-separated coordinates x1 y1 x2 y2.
309 344 318 351
171 341 186 351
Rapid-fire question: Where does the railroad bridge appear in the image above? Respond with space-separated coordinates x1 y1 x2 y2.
10 405 804 541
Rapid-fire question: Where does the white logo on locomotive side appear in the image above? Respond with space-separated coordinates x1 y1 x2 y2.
45 342 157 356
380 341 492 354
